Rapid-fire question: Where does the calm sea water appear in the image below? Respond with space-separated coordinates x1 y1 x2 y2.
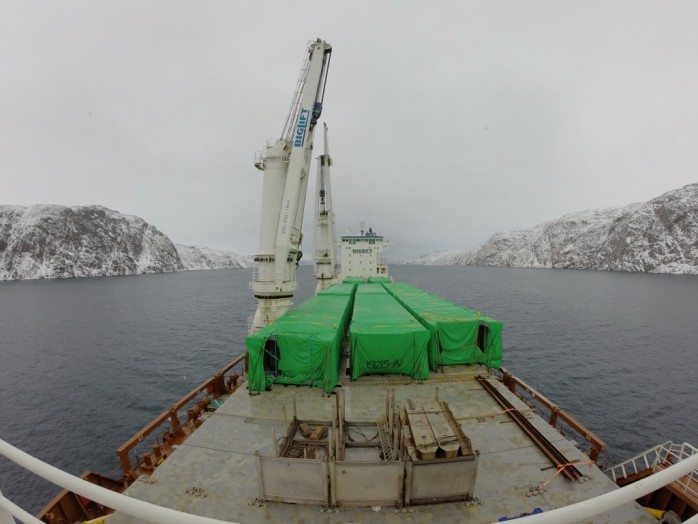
1 266 696 513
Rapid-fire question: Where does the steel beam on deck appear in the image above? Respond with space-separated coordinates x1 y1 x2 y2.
476 376 583 482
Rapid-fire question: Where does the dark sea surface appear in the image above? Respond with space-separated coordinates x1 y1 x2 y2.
1 265 696 514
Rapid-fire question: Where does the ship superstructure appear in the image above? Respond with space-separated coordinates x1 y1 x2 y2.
338 225 390 281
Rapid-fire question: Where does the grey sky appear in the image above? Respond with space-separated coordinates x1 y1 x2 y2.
2 1 697 261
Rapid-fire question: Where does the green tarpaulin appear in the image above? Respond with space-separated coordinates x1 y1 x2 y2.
318 283 357 296
246 280 502 394
246 293 353 393
350 286 430 380
383 282 503 369
367 276 392 284
356 283 388 294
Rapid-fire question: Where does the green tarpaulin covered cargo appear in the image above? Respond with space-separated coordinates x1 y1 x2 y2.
356 283 388 294
317 283 357 296
350 286 430 380
367 276 392 284
246 293 353 393
383 282 503 369
246 280 501 394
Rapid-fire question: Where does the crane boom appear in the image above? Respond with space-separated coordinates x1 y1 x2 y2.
250 39 332 333
313 123 337 292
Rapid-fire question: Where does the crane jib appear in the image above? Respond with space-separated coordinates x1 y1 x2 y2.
294 108 310 148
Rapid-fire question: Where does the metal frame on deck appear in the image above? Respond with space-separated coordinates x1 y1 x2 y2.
478 375 584 481
254 389 480 509
498 368 607 462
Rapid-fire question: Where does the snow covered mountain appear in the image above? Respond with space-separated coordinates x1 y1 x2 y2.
409 183 698 274
175 244 251 270
0 205 250 280
408 249 470 265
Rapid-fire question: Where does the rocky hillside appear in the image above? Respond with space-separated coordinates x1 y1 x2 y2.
410 183 698 274
175 244 251 270
0 205 250 280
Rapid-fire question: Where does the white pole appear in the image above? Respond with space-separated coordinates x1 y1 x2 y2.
0 488 36 524
0 438 240 524
505 450 698 524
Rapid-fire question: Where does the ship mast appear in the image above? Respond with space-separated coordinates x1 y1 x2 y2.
313 123 337 292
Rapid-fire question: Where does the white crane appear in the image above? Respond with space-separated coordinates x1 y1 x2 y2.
313 123 337 292
250 39 332 333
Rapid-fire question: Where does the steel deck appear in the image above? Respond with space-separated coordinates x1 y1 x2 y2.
109 366 654 523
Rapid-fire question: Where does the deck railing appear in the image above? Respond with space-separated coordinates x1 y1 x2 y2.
29 353 249 524
116 352 248 481
606 441 698 498
3 436 698 524
497 368 607 463
0 438 239 524
515 449 698 523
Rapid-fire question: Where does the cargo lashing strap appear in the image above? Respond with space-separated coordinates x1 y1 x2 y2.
377 415 393 461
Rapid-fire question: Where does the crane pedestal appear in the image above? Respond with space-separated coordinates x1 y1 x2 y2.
250 296 293 334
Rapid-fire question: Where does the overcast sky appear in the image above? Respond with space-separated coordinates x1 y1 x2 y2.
2 1 697 260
